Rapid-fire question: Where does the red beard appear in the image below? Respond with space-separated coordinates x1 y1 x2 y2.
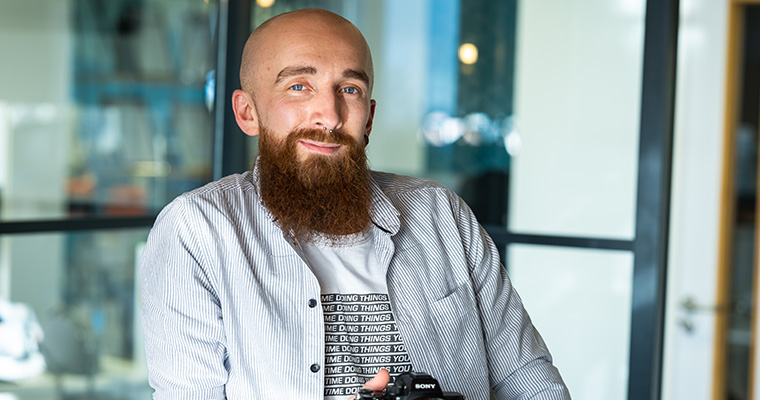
256 126 372 244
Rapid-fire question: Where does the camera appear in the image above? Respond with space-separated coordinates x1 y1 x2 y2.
356 371 465 400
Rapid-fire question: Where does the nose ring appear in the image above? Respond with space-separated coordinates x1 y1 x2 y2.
323 126 334 133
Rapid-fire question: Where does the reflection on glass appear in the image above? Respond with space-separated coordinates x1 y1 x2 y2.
458 43 478 65
0 229 150 399
0 0 218 222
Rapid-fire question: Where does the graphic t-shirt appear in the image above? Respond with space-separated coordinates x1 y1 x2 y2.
301 235 412 399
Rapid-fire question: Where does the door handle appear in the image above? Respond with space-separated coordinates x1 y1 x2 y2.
677 296 727 334
679 296 728 313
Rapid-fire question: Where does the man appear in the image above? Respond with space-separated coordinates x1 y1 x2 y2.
140 8 570 400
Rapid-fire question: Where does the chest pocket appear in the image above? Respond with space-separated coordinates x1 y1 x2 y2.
431 283 478 341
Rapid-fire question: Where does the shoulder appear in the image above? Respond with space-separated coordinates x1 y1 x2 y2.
155 171 260 225
170 171 258 210
370 170 454 198
179 171 256 200
369 170 467 219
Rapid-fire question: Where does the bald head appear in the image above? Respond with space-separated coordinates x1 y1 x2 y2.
239 8 374 94
231 8 377 143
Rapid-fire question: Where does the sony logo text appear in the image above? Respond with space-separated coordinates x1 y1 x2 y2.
415 383 437 390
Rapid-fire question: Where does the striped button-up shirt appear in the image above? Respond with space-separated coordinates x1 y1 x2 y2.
140 170 570 400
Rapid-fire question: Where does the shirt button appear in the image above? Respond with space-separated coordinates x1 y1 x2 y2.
308 298 317 308
310 363 320 373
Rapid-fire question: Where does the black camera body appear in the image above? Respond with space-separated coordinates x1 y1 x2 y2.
356 372 465 400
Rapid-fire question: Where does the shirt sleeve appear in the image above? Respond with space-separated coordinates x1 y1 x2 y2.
449 192 571 400
140 198 228 400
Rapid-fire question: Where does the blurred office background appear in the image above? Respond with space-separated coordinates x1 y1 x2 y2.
0 0 751 399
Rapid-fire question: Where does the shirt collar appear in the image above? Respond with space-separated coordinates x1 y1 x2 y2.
368 172 401 236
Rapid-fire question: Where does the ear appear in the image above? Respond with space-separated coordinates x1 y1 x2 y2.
364 99 376 137
232 89 260 137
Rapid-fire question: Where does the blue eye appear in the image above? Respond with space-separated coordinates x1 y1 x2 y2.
341 87 359 94
289 84 305 91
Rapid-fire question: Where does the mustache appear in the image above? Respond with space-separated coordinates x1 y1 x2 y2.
289 127 356 146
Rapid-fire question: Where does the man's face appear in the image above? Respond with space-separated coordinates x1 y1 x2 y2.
244 16 375 163
233 11 377 241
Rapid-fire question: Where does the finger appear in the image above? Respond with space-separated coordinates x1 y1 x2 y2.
361 368 390 391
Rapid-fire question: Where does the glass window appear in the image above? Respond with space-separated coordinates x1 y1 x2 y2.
508 0 645 239
0 229 151 399
508 244 634 400
0 0 217 222
0 0 219 398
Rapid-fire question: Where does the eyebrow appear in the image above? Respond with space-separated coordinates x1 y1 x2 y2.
274 65 370 87
275 66 317 84
342 69 370 87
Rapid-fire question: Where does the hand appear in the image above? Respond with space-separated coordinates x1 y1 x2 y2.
346 368 390 399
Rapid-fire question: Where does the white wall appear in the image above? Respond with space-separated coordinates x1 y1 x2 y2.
509 0 644 240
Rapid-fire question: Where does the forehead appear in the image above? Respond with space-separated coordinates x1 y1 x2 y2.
276 31 367 66
251 17 373 84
